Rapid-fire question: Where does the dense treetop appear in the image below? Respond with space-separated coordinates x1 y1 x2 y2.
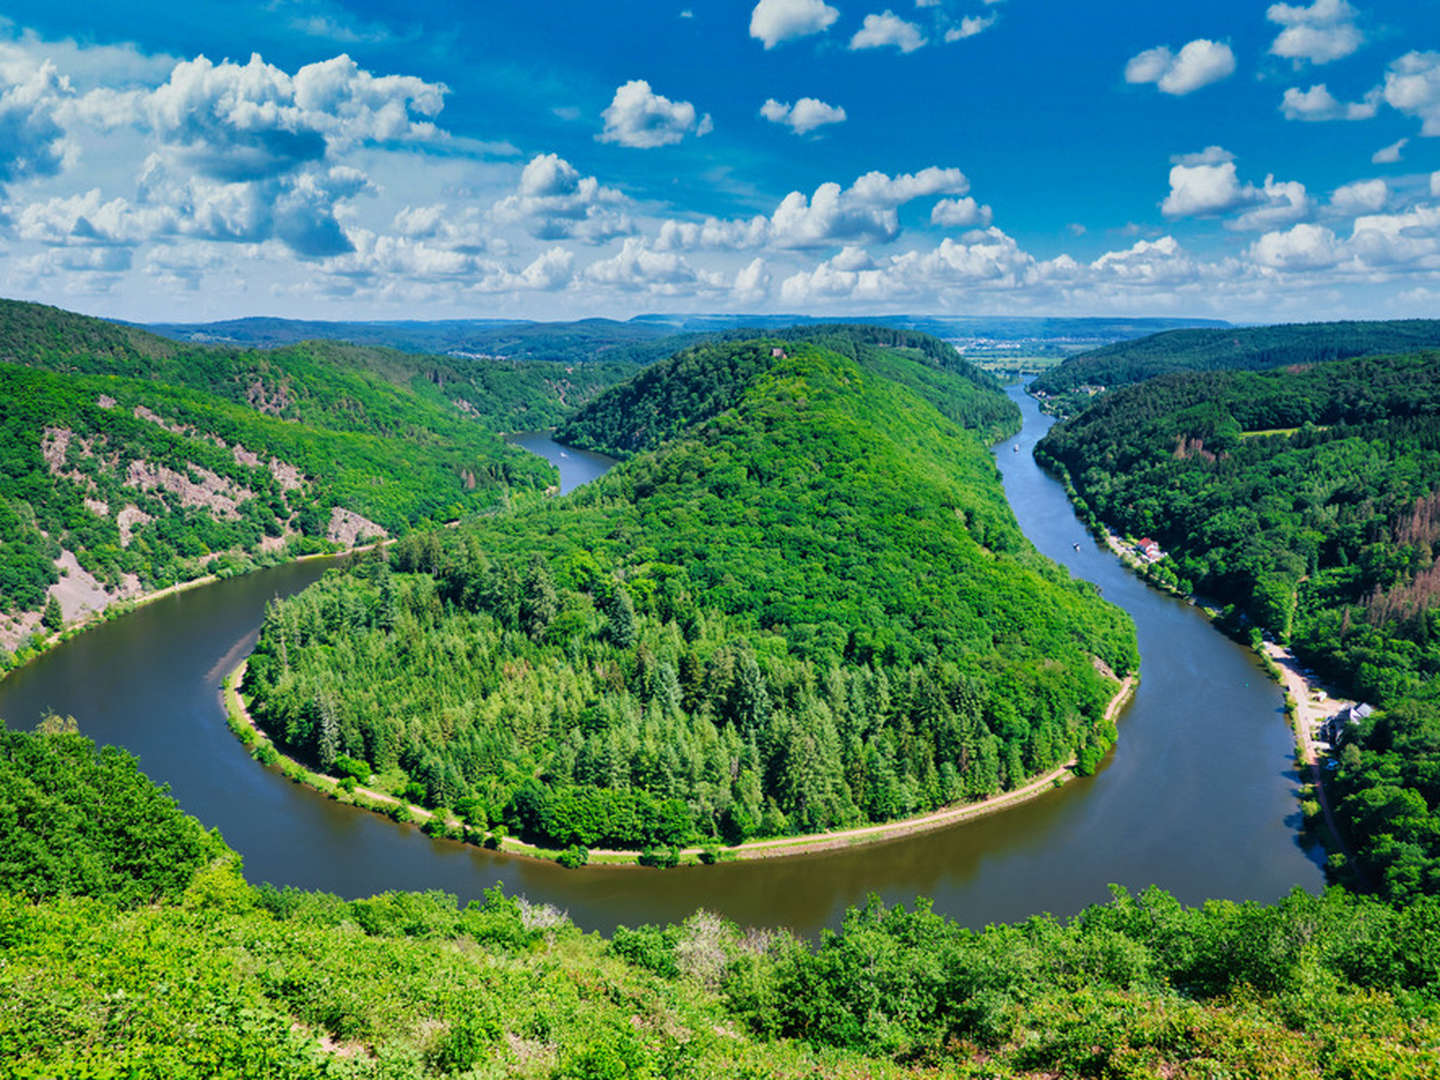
246 339 1133 851
0 298 630 436
0 298 635 654
1032 320 1440 411
2 731 1437 1077
1037 351 1440 902
557 324 1017 458
0 728 227 907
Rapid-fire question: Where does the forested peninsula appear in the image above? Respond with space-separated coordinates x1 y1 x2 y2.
1036 351 1440 900
242 332 1137 858
0 300 636 670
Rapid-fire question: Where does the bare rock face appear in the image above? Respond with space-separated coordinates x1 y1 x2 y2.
116 506 153 548
124 460 253 520
326 507 390 547
41 427 72 472
268 458 305 491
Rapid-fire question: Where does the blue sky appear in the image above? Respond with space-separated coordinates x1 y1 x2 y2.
0 0 1436 322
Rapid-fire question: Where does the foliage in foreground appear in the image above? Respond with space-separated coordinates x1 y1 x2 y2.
3 732 1438 1079
0 729 227 908
245 340 1135 850
1036 351 1440 902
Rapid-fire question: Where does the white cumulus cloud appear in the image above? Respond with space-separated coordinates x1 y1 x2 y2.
1280 83 1379 121
1249 223 1342 269
1267 0 1363 66
584 237 723 294
1091 235 1198 285
138 53 446 182
1125 40 1235 96
850 12 928 53
1162 158 1251 217
0 62 72 187
598 80 711 148
491 153 634 244
930 196 993 228
1329 178 1387 214
760 96 846 135
1230 175 1312 231
749 0 839 49
1382 52 1440 136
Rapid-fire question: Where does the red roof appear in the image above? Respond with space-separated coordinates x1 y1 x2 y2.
1138 537 1155 546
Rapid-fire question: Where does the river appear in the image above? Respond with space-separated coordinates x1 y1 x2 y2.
0 402 1324 934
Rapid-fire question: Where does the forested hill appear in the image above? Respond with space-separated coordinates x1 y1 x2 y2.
0 299 632 435
0 299 576 666
1031 319 1440 410
6 726 1440 1076
556 324 1017 458
246 340 1135 854
1036 351 1440 900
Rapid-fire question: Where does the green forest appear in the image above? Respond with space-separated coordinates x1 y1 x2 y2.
0 299 636 435
1036 351 1440 901
556 324 1018 458
1031 319 1440 416
243 336 1136 852
0 300 637 663
3 726 1438 1078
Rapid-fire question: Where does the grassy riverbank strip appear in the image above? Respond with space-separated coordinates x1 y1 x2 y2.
225 659 1136 869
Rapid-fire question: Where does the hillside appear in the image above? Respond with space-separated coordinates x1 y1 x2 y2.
2 299 633 435
4 726 1439 1078
243 337 1135 854
1035 351 1440 900
0 299 569 665
556 325 1017 457
1031 320 1440 414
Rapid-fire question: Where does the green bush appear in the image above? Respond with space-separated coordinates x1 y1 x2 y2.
556 844 590 869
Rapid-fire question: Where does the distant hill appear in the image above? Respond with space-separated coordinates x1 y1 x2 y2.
143 312 1228 365
145 314 702 367
1031 320 1440 408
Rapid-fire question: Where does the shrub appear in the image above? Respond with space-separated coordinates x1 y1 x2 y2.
638 845 681 869
332 754 370 783
557 844 589 869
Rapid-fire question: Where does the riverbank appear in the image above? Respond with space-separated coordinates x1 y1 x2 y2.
1259 642 1353 859
1036 421 1343 867
0 539 397 686
225 659 1137 869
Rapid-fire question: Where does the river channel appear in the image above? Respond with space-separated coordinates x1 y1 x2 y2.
0 404 1325 934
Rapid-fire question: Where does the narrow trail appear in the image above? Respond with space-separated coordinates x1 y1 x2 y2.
1261 642 1352 864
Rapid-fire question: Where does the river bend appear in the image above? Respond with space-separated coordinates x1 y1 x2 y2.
0 405 1324 934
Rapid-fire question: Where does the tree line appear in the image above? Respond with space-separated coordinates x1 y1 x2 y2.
1037 351 1440 900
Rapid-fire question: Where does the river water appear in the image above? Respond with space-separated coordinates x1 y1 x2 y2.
0 403 1324 934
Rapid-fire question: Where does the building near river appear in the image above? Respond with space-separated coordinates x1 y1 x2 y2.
1323 703 1374 745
